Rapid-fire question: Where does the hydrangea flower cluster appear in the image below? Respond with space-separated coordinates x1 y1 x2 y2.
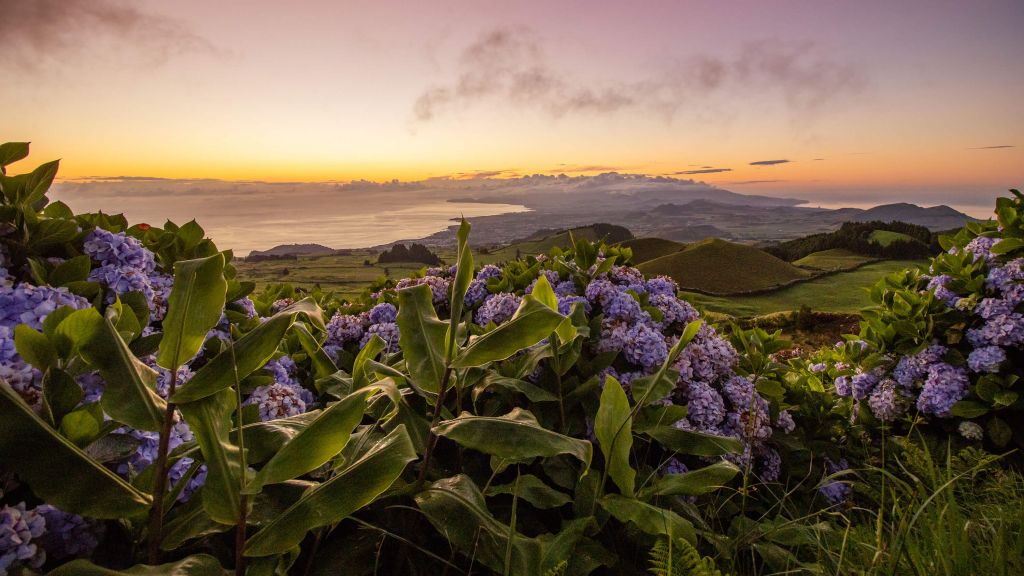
819 458 852 506
0 502 46 574
247 356 315 421
0 284 90 410
476 293 521 326
84 229 173 320
394 275 450 306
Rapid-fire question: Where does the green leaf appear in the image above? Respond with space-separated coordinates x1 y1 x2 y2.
447 219 474 359
79 310 167 431
637 460 740 498
22 159 60 205
991 237 1023 255
14 324 57 371
0 141 29 170
433 408 592 472
43 199 74 219
47 554 227 575
49 255 92 286
245 387 375 493
244 424 416 556
30 218 78 247
531 275 558 311
396 283 448 393
600 494 695 543
416 474 544 575
157 253 228 371
172 299 320 403
42 368 83 424
177 389 243 525
352 334 386 389
486 474 572 509
639 424 742 457
293 322 337 378
950 400 990 419
0 383 151 518
595 375 635 496
453 295 565 368
476 374 558 402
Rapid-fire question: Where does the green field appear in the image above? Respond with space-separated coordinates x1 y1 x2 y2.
680 259 925 317
615 237 685 263
793 248 876 270
869 229 915 246
638 238 811 294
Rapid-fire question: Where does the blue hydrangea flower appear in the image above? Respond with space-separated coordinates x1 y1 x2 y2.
0 502 46 573
600 290 643 322
271 298 294 313
820 458 852 506
809 362 827 372
622 322 668 371
963 236 998 262
850 371 879 401
368 302 398 324
595 318 630 354
966 313 1024 348
361 322 400 352
917 363 969 416
475 293 521 326
557 294 589 315
757 447 782 482
553 280 577 297
925 274 958 306
683 381 726 430
892 344 946 389
525 270 560 294
644 276 678 298
967 345 1006 373
672 325 738 384
607 266 646 293
649 293 698 329
775 409 796 434
833 375 852 397
0 283 90 331
975 297 1013 319
83 228 155 273
475 264 502 281
36 505 103 561
396 275 450 305
661 458 688 475
464 279 488 307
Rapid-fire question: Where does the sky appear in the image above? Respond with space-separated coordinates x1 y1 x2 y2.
2 0 1023 213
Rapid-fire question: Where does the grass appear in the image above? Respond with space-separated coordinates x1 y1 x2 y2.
869 229 916 246
680 260 925 317
638 238 811 294
793 248 876 271
615 237 686 263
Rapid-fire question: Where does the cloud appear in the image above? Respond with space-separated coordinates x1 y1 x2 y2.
0 0 213 69
731 180 785 184
413 28 864 124
676 168 732 174
969 145 1015 150
554 164 627 173
749 159 791 166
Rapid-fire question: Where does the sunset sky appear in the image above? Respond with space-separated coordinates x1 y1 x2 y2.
3 0 1022 209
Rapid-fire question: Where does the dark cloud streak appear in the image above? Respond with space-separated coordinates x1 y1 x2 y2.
968 145 1015 150
413 28 864 124
749 159 791 166
676 168 732 174
0 0 213 69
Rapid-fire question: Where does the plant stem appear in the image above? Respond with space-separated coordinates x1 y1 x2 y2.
146 369 178 564
231 342 247 576
417 367 453 488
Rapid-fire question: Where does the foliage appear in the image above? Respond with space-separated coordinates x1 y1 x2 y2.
765 220 939 262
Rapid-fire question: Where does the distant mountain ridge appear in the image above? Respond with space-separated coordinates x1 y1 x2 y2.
246 243 337 258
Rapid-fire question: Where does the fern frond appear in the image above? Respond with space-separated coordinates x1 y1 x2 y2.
648 537 728 576
542 560 568 576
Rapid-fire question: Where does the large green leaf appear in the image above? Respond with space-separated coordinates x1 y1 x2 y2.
351 334 386 389
639 424 742 457
244 387 375 493
0 383 151 518
177 389 242 525
157 254 227 371
637 460 740 499
396 284 448 393
433 408 592 472
244 424 416 556
447 219 473 358
171 300 321 403
416 474 544 575
47 554 226 575
595 376 635 496
79 309 167 432
0 141 29 170
292 322 337 378
22 159 60 206
486 474 572 509
452 295 565 368
600 494 695 543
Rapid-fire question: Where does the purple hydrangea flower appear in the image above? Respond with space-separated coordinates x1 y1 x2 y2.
326 313 366 346
820 458 852 506
775 410 796 434
554 280 578 297
622 322 668 371
595 318 630 354
36 505 103 561
833 375 852 397
557 294 589 315
867 379 903 421
893 345 946 389
368 302 398 325
0 502 46 573
809 363 827 373
917 363 969 416
661 458 688 475
757 447 782 482
975 298 1014 319
926 275 958 306
963 236 998 262
464 279 488 307
645 276 678 298
958 421 983 441
967 345 1006 373
248 383 307 421
525 270 560 294
475 264 502 281
475 293 521 326
683 381 726 430
83 228 155 272
607 266 646 293
361 322 401 352
966 313 1024 348
850 371 879 401
0 283 90 331
649 293 698 329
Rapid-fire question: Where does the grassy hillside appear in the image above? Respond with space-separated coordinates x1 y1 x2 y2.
681 259 925 317
869 229 916 246
477 224 630 264
794 249 876 271
638 238 811 295
616 237 685 263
